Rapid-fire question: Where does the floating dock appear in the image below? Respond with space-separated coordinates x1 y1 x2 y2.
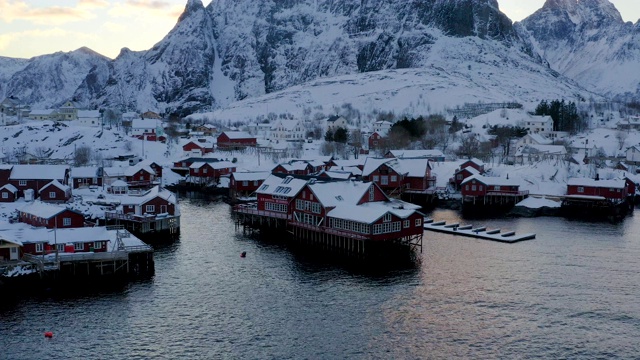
423 219 536 243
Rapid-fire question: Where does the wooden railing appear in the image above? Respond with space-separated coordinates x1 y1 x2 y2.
289 221 369 240
233 204 290 220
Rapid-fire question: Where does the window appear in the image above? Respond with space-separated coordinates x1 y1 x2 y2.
479 185 483 191
373 175 379 182
577 186 584 193
74 243 84 251
253 181 258 186
35 243 44 253
381 176 389 185
471 185 476 191
57 244 65 251
404 220 410 228
415 218 422 227
494 186 500 191
457 174 462 180
94 241 101 249
391 175 397 183
19 180 27 186
465 185 469 191
384 213 391 222
203 168 207 174
49 191 56 198
369 186 374 201
194 168 199 174
311 202 321 214
63 218 71 226
1 193 7 199
146 205 155 213
265 202 287 212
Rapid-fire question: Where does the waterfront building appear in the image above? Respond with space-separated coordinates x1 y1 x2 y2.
38 180 72 203
71 166 103 189
216 131 257 150
19 201 85 229
460 175 528 207
362 157 434 196
229 171 270 200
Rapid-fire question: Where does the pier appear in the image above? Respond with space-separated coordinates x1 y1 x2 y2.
423 219 536 243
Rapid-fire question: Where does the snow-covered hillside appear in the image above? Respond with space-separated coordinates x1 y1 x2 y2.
0 0 612 118
516 0 640 101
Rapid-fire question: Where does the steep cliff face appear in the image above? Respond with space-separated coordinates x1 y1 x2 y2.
516 0 640 100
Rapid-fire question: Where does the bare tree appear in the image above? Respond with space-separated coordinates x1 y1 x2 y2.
74 145 92 166
616 130 628 151
320 141 336 157
124 140 133 152
33 146 51 161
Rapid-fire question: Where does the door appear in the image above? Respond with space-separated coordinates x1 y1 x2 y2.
160 205 167 214
9 247 18 260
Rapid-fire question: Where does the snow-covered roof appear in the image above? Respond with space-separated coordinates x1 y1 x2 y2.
388 149 444 159
361 157 429 178
132 119 162 129
256 175 307 198
10 165 69 180
117 186 177 206
308 180 373 208
524 133 553 145
515 145 567 156
190 161 236 170
0 226 146 248
331 159 364 167
77 110 100 118
271 119 302 131
19 201 78 219
461 174 520 187
0 183 18 193
326 201 417 224
456 166 480 175
71 166 100 178
30 109 56 116
231 171 271 181
567 178 626 189
275 162 310 172
318 170 352 180
39 179 69 193
462 158 485 167
220 131 254 140
124 163 155 176
103 166 125 177
110 180 128 187
185 140 214 148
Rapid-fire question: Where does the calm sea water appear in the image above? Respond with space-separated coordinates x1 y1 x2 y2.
2 198 640 359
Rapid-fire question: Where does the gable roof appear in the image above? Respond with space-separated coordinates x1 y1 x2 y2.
0 183 18 193
231 171 271 182
10 165 69 180
326 201 418 224
567 178 625 189
327 115 344 123
20 201 82 219
71 166 100 178
256 174 307 198
308 180 376 208
39 179 70 193
388 149 444 159
220 131 254 140
362 157 429 177
124 163 155 177
461 174 520 187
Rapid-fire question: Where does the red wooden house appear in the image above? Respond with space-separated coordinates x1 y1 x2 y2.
217 131 257 150
368 130 387 150
460 158 485 173
229 171 270 199
9 165 70 197
71 166 103 189
461 175 528 205
19 201 85 229
362 158 434 195
183 140 214 156
254 175 308 216
124 163 156 188
452 166 481 190
0 184 18 202
566 178 628 201
116 186 177 216
189 161 236 184
139 160 163 178
39 180 71 203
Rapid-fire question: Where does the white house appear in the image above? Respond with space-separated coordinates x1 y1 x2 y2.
514 133 553 149
29 109 57 121
270 119 305 142
372 120 393 134
77 110 101 127
58 101 79 121
626 145 640 164
326 115 349 132
522 115 553 136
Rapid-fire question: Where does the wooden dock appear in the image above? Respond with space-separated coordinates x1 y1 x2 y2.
423 219 536 243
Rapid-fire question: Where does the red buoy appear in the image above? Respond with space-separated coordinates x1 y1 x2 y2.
240 251 246 258
44 331 53 338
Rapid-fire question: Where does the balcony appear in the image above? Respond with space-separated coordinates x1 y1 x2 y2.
233 203 290 220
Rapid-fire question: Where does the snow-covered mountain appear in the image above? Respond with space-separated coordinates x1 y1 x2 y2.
0 0 616 115
515 0 640 101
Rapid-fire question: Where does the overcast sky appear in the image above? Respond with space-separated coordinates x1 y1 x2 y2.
0 0 638 60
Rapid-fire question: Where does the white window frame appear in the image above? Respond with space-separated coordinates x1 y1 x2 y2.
74 242 84 251
35 243 44 253
94 241 101 249
146 205 155 213
63 218 71 226
415 218 422 227
391 175 397 183
49 191 56 198
56 244 65 251
384 213 391 222
19 180 27 186
381 176 389 185
404 220 410 228
1 192 7 199
577 186 584 193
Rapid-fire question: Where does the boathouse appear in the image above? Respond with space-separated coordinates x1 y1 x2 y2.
234 175 425 255
459 158 485 173
229 171 270 200
104 186 180 239
452 166 481 190
384 149 445 162
461 175 528 206
124 163 156 188
183 140 214 156
188 161 236 185
362 157 434 197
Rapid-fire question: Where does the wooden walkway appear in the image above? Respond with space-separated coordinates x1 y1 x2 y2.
423 219 536 243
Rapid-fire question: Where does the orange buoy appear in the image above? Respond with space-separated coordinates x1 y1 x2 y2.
44 331 53 338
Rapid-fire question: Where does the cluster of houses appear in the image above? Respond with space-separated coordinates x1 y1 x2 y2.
0 160 180 262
